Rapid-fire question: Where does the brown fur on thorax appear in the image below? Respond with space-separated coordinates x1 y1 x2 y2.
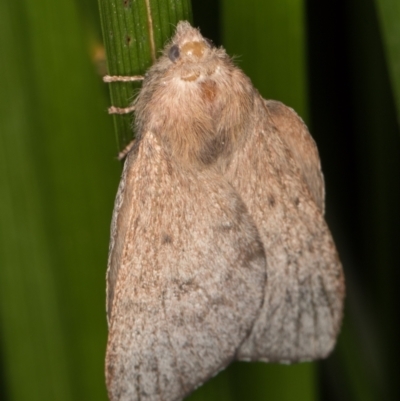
133 25 255 170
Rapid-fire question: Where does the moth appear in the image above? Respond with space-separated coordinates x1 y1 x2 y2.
105 21 345 401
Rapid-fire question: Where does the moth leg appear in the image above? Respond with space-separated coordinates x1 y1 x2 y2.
103 75 143 115
117 140 136 160
103 75 144 83
108 105 136 115
103 75 141 158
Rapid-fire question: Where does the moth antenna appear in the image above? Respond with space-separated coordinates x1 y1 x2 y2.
108 105 136 115
103 75 144 83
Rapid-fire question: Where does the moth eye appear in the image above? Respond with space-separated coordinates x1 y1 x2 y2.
168 45 180 62
204 38 215 48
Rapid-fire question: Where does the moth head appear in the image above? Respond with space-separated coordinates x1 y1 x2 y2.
164 21 221 82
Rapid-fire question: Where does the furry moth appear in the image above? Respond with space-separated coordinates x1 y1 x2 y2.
105 21 345 401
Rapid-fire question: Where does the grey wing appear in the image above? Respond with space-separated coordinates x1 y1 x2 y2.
226 96 344 363
106 143 139 323
106 132 266 401
264 100 325 213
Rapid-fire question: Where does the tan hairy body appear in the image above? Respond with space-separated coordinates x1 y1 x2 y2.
106 21 345 401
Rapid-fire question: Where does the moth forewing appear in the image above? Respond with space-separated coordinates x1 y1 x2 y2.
226 94 344 362
106 132 266 401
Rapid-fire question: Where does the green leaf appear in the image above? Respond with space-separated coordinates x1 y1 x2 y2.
345 0 400 398
374 0 400 124
0 0 118 400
